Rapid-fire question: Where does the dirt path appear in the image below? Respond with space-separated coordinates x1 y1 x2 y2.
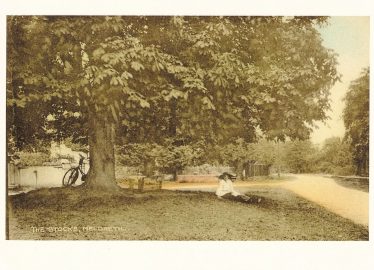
164 174 369 227
281 174 369 227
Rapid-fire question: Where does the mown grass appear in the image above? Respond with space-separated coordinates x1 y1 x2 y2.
8 185 369 240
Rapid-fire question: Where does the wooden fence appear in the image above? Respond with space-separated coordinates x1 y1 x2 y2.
244 162 270 178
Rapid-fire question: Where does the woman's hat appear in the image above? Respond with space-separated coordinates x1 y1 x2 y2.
218 172 237 180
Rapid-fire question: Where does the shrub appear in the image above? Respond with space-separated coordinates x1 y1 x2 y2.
331 165 355 176
17 151 51 167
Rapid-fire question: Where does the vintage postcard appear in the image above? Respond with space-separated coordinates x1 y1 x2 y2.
6 15 369 241
1 1 372 270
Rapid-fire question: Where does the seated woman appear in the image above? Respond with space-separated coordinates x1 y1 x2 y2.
216 172 259 203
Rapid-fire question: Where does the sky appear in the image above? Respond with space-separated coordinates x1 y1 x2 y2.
310 16 370 145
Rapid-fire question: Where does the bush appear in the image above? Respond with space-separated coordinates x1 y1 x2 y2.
17 151 51 167
63 137 88 152
116 142 202 177
54 153 75 163
331 165 355 176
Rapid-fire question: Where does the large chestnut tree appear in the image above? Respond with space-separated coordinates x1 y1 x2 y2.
7 16 339 191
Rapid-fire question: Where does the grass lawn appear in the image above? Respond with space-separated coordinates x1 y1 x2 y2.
7 185 368 240
332 176 369 193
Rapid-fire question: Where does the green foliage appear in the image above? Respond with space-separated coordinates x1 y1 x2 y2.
116 143 160 174
213 139 254 167
281 140 318 173
343 68 369 175
18 139 51 154
208 138 277 179
279 137 355 175
156 144 196 174
253 140 277 165
7 16 340 182
211 139 277 168
8 16 339 146
315 137 355 175
62 137 88 153
117 141 204 177
17 151 51 167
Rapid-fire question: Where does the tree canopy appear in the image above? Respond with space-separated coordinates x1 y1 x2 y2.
7 16 340 189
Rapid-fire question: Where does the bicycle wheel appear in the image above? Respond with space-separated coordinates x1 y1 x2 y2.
62 168 79 186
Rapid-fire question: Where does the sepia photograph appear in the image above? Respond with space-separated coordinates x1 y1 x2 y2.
5 14 369 242
2 0 374 269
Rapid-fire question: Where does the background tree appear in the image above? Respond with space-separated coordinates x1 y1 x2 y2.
253 139 277 166
281 140 318 173
117 141 205 180
316 137 354 175
278 137 355 175
342 68 369 176
212 139 255 179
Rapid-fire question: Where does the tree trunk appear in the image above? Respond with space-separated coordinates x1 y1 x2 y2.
172 169 178 181
85 114 120 191
143 160 155 178
169 99 177 137
355 158 362 176
244 163 249 180
235 161 244 180
169 99 179 181
364 154 369 176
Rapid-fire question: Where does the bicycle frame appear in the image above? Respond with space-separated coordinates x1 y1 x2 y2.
62 155 88 186
77 155 87 175
75 157 85 177
77 165 86 177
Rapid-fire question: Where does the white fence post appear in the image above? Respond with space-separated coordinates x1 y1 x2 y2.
8 162 20 188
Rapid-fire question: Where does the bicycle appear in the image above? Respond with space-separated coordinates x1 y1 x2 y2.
62 154 87 186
